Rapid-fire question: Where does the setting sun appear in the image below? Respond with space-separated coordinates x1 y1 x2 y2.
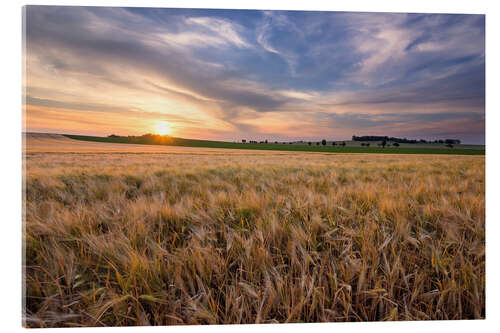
156 121 171 136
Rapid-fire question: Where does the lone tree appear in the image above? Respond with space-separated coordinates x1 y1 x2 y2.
308 142 312 146
341 141 346 147
332 142 336 146
316 142 320 146
381 140 387 148
321 139 327 146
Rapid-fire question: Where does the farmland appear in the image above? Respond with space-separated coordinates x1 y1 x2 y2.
64 134 485 156
23 135 485 327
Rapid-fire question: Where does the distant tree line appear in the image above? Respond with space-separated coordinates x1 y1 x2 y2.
352 135 460 144
242 139 347 147
110 133 460 149
106 133 175 145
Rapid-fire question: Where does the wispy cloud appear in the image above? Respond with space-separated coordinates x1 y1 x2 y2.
159 16 251 49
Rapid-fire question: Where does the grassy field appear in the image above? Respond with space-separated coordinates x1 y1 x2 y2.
64 134 485 155
24 149 485 327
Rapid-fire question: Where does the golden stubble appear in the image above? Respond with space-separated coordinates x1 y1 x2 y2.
23 152 485 326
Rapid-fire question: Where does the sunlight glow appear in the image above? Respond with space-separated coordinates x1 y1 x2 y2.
156 121 171 136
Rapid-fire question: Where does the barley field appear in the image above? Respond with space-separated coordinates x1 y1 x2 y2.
23 148 485 327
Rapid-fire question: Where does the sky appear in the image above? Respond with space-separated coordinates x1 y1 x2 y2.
23 6 485 144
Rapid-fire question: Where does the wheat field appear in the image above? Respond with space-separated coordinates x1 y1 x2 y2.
23 150 485 327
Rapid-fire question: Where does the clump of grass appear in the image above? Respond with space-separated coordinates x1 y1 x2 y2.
23 153 485 327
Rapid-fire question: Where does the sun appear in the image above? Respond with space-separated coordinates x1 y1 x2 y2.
156 121 171 136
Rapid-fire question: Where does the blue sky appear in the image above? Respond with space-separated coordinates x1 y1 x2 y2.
24 6 485 143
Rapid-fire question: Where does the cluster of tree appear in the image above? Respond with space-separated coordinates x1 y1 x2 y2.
107 133 173 145
352 135 461 144
352 135 418 143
